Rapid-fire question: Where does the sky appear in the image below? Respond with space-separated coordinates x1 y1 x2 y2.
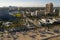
0 0 60 7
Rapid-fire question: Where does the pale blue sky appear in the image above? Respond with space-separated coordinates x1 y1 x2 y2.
0 0 60 7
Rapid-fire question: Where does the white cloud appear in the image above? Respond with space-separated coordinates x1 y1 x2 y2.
0 0 60 7
0 2 45 7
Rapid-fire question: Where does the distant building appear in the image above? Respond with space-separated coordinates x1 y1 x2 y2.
45 3 53 14
59 8 60 16
31 12 35 16
35 10 38 16
54 8 59 16
37 10 45 17
30 10 45 17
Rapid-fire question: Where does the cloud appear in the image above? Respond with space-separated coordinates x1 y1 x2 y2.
0 0 60 7
0 2 45 7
